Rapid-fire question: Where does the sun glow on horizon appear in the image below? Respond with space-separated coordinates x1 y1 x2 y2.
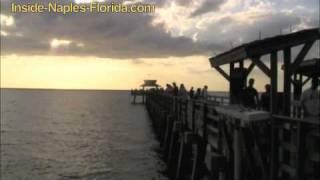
0 55 231 91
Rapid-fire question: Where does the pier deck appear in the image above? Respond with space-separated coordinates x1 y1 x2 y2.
145 93 319 180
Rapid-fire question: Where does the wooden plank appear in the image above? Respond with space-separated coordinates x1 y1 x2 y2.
239 60 244 69
295 58 320 76
207 136 219 148
283 47 292 115
290 41 315 74
310 131 320 138
247 28 319 57
252 56 271 77
207 125 219 135
270 51 278 114
296 122 306 180
209 46 247 67
230 62 235 104
272 115 320 125
246 62 256 76
213 66 230 81
270 53 279 180
209 28 319 66
280 164 297 177
207 113 220 121
302 76 311 86
281 142 297 152
309 152 320 163
270 117 279 180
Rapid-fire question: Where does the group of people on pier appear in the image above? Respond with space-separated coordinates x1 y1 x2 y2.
133 76 319 118
160 76 319 118
240 77 319 118
164 82 209 100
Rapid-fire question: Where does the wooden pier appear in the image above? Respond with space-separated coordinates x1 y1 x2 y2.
142 28 319 180
131 80 160 104
145 93 319 180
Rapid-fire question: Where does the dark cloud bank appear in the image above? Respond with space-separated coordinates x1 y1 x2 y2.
1 0 212 58
0 0 317 59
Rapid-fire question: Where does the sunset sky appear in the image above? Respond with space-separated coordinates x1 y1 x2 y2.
1 0 319 91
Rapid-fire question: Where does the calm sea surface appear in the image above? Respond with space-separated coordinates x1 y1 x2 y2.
1 89 167 180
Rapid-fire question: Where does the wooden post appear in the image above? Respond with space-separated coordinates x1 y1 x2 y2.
133 94 136 104
192 101 196 131
293 73 298 117
142 87 145 104
234 119 241 180
270 51 278 114
296 121 306 180
270 51 279 180
283 48 291 116
239 60 244 69
230 62 235 104
203 103 208 148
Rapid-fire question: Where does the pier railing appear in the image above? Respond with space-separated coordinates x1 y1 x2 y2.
208 95 229 105
145 92 319 180
270 115 320 180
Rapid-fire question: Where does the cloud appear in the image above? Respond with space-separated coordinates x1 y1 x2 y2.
50 39 72 49
1 31 9 36
196 9 311 54
1 0 318 59
190 0 226 17
0 14 15 26
1 0 212 58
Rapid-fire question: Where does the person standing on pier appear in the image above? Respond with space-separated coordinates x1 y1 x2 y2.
202 85 208 100
243 78 259 109
164 84 173 95
194 88 202 99
179 84 188 98
300 77 320 117
260 84 271 111
172 82 178 96
189 87 195 99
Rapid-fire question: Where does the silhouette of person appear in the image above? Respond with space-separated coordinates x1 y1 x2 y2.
179 84 188 97
260 84 271 111
194 88 201 99
164 84 173 95
300 77 319 117
202 85 208 100
172 82 178 96
189 87 194 99
243 78 259 109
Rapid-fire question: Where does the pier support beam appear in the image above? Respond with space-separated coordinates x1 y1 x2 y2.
270 51 278 114
283 48 291 115
270 51 278 180
234 119 241 180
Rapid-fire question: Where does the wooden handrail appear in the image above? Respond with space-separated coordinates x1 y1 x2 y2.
272 115 320 125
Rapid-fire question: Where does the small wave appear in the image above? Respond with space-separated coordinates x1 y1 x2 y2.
59 168 113 179
1 143 18 146
1 129 8 133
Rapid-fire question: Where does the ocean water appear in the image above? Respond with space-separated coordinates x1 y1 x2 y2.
0 89 167 180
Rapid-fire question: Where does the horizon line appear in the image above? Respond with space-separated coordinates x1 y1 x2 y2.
0 87 229 92
0 87 130 91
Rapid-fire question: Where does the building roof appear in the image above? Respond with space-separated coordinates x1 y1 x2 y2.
141 80 160 87
209 28 320 67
